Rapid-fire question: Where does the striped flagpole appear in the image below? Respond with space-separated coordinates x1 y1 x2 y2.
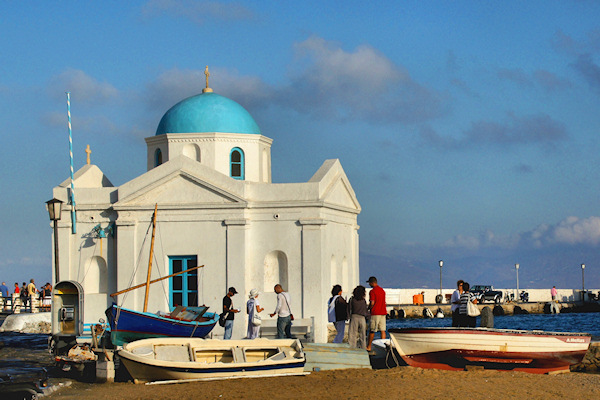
66 92 76 234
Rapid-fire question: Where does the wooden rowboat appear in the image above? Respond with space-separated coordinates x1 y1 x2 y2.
118 338 306 383
389 327 591 374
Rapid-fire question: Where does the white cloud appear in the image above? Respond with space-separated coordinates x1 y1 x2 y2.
550 216 600 245
142 37 446 126
144 67 272 115
444 234 480 250
282 36 445 124
442 216 600 252
48 69 118 105
421 112 567 149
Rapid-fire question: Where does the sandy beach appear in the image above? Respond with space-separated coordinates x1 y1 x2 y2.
45 367 600 400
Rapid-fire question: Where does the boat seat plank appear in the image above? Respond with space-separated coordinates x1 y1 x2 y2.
232 347 246 363
244 348 279 362
155 345 192 362
194 349 235 363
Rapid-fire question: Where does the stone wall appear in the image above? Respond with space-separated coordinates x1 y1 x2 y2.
572 342 600 372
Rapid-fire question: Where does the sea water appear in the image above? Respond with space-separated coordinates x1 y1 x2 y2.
0 312 598 374
386 312 600 340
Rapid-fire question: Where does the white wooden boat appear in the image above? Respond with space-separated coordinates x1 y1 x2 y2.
118 338 306 382
389 327 591 374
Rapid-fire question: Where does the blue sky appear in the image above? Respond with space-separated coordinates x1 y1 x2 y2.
1 1 599 290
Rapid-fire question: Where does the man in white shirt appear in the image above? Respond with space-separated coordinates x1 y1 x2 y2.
269 284 293 338
450 280 464 327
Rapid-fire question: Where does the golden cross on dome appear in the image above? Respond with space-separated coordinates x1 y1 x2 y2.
85 144 92 165
203 65 213 93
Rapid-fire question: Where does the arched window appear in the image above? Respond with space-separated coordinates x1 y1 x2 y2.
230 147 244 180
155 148 163 167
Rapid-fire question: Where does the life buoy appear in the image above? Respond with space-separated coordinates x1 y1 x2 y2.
423 307 434 318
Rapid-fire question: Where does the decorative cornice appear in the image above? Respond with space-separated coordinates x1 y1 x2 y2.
298 218 327 226
224 219 248 226
145 133 273 146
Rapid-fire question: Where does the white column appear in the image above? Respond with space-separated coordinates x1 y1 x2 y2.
300 219 328 343
225 219 248 340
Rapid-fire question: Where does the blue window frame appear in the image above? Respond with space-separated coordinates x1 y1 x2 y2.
155 148 163 167
230 147 244 180
169 256 198 308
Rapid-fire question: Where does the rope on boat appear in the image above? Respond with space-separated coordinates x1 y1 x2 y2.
113 220 153 329
385 342 401 369
154 221 172 308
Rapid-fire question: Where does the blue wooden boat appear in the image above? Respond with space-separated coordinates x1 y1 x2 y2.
106 205 218 346
106 304 219 346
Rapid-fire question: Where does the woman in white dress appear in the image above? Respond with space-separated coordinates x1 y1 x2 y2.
246 289 264 339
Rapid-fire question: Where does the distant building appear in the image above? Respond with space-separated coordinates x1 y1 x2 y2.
49 76 361 342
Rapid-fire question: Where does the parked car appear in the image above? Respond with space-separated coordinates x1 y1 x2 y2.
471 285 503 304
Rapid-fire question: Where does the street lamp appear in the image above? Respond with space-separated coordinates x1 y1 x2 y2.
581 263 585 303
439 260 443 296
46 198 63 283
515 263 520 302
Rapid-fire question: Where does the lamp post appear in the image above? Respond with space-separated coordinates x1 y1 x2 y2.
46 198 63 283
439 260 443 296
515 263 520 302
581 263 585 303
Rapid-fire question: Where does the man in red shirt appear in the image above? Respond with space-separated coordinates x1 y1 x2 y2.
366 276 386 352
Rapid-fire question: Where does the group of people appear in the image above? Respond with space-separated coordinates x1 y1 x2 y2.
450 280 479 327
221 284 294 340
0 279 52 307
327 276 387 351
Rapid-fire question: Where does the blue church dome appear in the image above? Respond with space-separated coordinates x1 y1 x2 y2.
155 92 261 135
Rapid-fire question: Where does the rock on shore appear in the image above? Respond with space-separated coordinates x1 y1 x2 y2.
0 312 51 333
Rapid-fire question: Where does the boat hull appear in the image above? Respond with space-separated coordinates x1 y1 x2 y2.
106 305 218 346
118 338 306 382
389 327 591 374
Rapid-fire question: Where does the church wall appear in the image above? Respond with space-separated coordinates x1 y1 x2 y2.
53 207 118 326
245 217 303 321
115 213 230 317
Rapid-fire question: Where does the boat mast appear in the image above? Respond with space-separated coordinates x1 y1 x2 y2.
143 204 158 312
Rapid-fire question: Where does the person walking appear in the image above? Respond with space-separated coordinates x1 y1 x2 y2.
366 276 386 352
222 287 239 340
0 282 8 298
451 280 464 327
328 285 348 343
41 283 52 303
269 284 293 339
19 282 28 307
348 285 368 349
0 282 8 311
246 289 264 339
26 279 37 311
459 282 478 327
551 286 557 301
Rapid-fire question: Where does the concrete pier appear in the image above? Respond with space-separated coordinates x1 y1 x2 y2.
387 301 600 318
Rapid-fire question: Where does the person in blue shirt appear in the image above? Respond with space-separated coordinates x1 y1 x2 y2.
0 282 8 298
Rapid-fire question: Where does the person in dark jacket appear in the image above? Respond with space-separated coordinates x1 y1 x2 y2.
348 285 368 349
328 284 348 343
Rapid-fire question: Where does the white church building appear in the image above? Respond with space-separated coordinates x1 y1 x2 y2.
49 76 361 342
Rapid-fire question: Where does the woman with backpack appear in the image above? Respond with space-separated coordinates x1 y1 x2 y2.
327 285 348 343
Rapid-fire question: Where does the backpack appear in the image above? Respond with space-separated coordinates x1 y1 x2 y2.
327 296 338 322
218 313 227 327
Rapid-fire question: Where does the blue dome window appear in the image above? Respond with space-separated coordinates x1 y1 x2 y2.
155 148 163 167
230 148 244 180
